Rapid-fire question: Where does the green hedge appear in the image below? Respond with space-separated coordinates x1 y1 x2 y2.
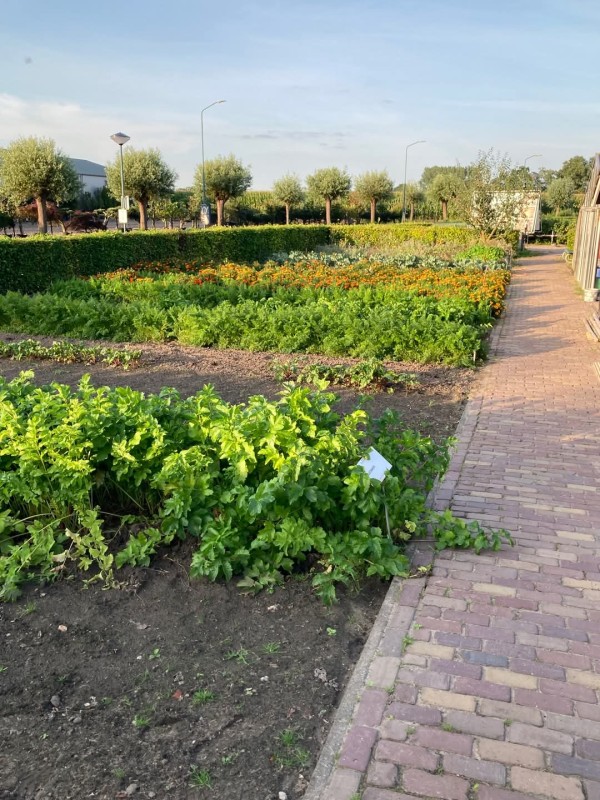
331 223 479 248
0 225 330 294
540 215 577 244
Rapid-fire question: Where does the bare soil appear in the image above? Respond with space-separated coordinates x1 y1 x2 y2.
0 337 474 800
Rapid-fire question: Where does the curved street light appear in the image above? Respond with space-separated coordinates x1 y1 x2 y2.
402 140 426 222
523 154 542 167
201 100 226 226
110 132 130 233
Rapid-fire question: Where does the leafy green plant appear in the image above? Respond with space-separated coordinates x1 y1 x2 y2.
0 339 141 369
262 642 281 654
273 729 310 768
132 713 151 728
225 647 250 665
193 689 216 704
273 358 418 392
0 375 511 604
189 767 212 788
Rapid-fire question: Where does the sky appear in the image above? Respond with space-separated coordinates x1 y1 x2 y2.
1 0 599 190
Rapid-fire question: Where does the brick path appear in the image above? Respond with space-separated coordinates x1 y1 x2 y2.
321 249 600 800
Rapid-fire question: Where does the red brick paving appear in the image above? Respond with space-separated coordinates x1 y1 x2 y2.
321 250 600 798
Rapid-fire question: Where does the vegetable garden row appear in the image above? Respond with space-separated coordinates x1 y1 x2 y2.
0 229 513 601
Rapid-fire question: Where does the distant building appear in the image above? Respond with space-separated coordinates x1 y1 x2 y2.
69 158 106 195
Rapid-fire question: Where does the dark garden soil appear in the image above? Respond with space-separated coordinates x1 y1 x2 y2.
0 336 475 800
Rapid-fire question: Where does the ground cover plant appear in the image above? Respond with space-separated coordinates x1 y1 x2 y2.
0 373 510 604
272 357 419 392
0 255 510 366
0 338 141 368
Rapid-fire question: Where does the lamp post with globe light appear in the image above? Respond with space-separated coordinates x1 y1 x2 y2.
200 100 226 226
110 132 130 232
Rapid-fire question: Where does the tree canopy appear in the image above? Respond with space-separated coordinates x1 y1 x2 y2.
558 156 592 193
427 173 462 220
306 167 351 224
455 149 528 238
0 136 79 233
272 174 304 224
194 155 252 226
105 147 177 230
354 171 394 223
420 165 466 191
545 177 576 214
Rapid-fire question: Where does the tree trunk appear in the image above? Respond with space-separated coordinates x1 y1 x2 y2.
36 196 48 234
285 203 290 225
217 198 225 226
325 198 332 225
139 200 148 230
370 198 376 224
409 201 415 221
441 200 448 221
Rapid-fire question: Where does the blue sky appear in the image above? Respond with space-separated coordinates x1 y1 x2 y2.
2 0 599 189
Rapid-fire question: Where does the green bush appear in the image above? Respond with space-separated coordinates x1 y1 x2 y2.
566 221 577 251
0 226 330 294
0 374 511 602
331 224 478 249
540 215 576 244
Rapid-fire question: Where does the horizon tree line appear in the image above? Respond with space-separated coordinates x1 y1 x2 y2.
0 135 592 234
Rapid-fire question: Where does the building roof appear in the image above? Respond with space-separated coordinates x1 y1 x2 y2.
69 158 106 178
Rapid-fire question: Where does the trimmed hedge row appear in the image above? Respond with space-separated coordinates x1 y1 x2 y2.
0 225 330 294
331 224 479 248
0 223 497 295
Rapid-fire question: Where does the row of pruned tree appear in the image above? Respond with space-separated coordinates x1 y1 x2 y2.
0 136 593 235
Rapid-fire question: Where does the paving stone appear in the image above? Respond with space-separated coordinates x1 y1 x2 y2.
413 727 473 755
366 759 398 788
443 752 506 784
420 688 476 712
477 737 545 768
401 767 469 800
511 767 584 800
355 689 389 727
443 710 505 739
462 651 508 668
379 719 409 742
362 790 415 800
337 725 378 772
387 701 441 726
366 657 401 690
374 740 438 771
506 721 573 754
322 767 361 800
552 753 600 781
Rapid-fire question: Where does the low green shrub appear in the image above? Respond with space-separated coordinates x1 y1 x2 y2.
0 226 330 294
566 221 577 251
0 338 140 368
0 374 512 602
540 215 576 244
331 224 478 249
0 290 493 365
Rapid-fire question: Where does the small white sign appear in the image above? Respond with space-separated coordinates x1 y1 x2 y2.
357 448 392 482
118 209 128 225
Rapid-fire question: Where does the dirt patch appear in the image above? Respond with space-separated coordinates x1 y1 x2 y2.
0 334 474 442
0 336 474 800
0 549 386 800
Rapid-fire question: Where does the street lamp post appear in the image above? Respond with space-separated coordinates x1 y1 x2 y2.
200 100 226 226
402 140 426 222
110 132 130 233
523 154 542 168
